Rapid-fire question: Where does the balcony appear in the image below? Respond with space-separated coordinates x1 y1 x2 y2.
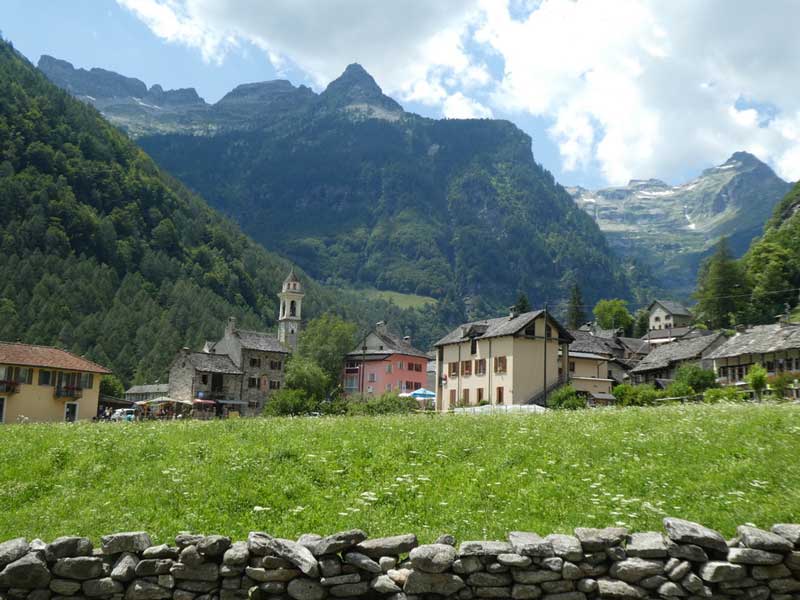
55 386 82 399
0 380 18 394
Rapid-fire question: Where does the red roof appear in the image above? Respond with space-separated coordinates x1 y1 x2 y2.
0 342 111 374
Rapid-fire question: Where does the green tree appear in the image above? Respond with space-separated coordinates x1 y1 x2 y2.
99 374 125 398
746 363 768 400
284 356 330 401
263 388 317 416
548 385 585 410
694 237 748 329
566 284 585 329
633 308 650 338
514 293 532 313
297 313 358 386
674 364 718 393
593 299 634 334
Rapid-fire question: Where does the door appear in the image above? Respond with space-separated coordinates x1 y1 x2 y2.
211 373 223 392
0 397 5 423
65 402 78 422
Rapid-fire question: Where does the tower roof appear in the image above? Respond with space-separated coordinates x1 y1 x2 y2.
284 268 300 285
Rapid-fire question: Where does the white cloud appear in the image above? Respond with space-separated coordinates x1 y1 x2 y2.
118 0 800 184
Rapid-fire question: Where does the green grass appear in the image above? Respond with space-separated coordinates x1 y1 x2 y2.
1 403 799 545
360 288 436 309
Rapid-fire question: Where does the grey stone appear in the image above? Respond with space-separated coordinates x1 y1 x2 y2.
512 584 542 599
578 562 607 577
0 554 51 589
768 578 800 593
353 535 417 559
222 544 248 568
174 536 204 551
286 578 325 600
658 582 687 597
577 579 597 594
249 556 291 570
386 568 412 586
173 581 216 593
665 541 707 563
596 578 647 600
111 554 139 582
178 549 202 569
584 552 607 565
474 587 512 598
53 558 104 581
295 535 321 548
741 586 770 600
379 557 397 573
135 561 173 578
255 582 285 595
219 565 241 577
170 563 218 582
101 534 152 556
142 547 178 561
680 573 704 594
243 567 299 583
606 547 626 562
245 535 317 578
737 526 794 554
719 577 759 590
545 536 583 563
26 588 51 600
459 542 513 557
196 537 230 560
664 558 680 573
486 562 509 574
50 579 82 595
772 525 800 547
542 558 564 572
434 535 456 547
509 533 554 558
541 592 585 600
498 554 532 568
562 563 581 580
125 581 171 600
83 578 123 598
172 590 195 600
541 581 573 594
371 575 401 594
626 533 667 559
220 577 239 589
512 570 562 584
574 528 627 552
343 552 380 574
219 590 247 600
0 540 30 570
452 557 483 576
727 547 783 565
786 551 800 570
697 561 746 583
328 581 370 597
305 530 365 557
609 559 664 583
639 576 667 590
467 572 512 587
157 576 174 590
668 562 691 582
45 539 93 562
408 544 456 574
662 519 727 555
403 571 465 596
317 557 341 578
751 564 791 579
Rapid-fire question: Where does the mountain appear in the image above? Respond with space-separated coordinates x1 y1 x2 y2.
568 152 792 296
39 56 634 312
0 40 447 386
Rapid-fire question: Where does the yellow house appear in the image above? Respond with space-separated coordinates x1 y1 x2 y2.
434 309 573 411
566 351 615 403
0 342 111 423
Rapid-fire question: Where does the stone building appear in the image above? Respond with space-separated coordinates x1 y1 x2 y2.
168 350 244 412
630 331 726 385
648 299 692 331
277 269 304 352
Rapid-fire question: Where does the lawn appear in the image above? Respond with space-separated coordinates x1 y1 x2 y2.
360 288 437 309
1 403 799 545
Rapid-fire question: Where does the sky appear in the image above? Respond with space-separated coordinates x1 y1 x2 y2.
2 0 799 189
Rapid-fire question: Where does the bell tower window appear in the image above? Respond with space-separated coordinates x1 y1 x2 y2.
290 300 297 317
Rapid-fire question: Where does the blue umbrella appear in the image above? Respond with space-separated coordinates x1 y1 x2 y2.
410 388 436 399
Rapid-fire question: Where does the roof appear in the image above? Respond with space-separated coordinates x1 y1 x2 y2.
641 326 694 341
435 310 574 347
0 341 111 374
348 327 428 358
631 332 725 373
569 330 617 356
649 300 692 317
616 336 652 355
284 268 300 285
186 352 243 374
590 392 616 401
706 323 800 360
568 351 611 361
235 329 289 354
125 383 169 395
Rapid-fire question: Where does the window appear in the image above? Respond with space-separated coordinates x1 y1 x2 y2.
413 382 421 390
386 363 393 374
494 356 507 374
654 316 661 322
346 361 358 369
38 370 52 386
201 374 208 385
462 389 470 404
449 389 456 406
477 388 484 403
417 363 423 372
345 375 359 391
406 380 414 391
397 361 404 370
470 338 478 354
496 386 504 404
289 300 297 317
270 360 283 371
386 383 392 391
13 367 33 385
461 360 472 376
525 324 536 337
250 357 262 368
448 362 458 377
248 377 259 389
269 380 281 390
569 361 575 373
545 324 552 338
80 373 94 389
368 373 376 383
475 359 486 376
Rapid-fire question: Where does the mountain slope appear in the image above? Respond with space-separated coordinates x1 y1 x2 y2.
569 152 791 296
39 57 633 311
0 40 447 385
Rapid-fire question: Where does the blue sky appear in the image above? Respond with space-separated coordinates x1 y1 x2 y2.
2 0 798 188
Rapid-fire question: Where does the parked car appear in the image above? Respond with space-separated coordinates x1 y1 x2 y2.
110 408 136 422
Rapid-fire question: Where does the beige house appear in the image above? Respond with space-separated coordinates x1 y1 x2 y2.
648 300 692 331
434 309 573 411
567 351 615 402
0 341 110 423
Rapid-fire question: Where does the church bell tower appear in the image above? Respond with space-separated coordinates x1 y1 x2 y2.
278 269 304 352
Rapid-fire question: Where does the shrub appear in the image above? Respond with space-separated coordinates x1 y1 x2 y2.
674 364 718 393
767 371 800 400
263 389 318 416
703 387 746 403
663 381 695 400
613 383 659 406
347 393 419 416
548 385 585 410
746 364 768 400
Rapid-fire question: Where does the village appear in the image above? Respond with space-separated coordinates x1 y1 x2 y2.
1 270 798 424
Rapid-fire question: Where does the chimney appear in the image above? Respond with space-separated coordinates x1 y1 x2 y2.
403 335 411 344
375 321 387 334
509 306 520 319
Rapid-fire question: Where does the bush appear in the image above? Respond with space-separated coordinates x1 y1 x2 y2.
767 371 800 400
703 387 746 403
674 365 718 393
613 383 659 406
663 381 695 400
262 389 318 416
548 385 586 410
347 393 419 416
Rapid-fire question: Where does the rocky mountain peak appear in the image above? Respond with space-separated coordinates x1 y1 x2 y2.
321 63 402 112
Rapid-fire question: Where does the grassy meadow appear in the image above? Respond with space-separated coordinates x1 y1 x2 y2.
1 403 799 544
360 288 437 309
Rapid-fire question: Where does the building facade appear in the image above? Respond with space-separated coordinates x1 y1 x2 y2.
648 300 692 331
0 342 110 423
630 332 725 384
343 322 428 397
435 310 573 411
168 350 244 413
124 384 169 404
277 270 304 353
567 351 615 400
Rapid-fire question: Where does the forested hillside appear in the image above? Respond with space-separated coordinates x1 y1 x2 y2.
0 40 450 385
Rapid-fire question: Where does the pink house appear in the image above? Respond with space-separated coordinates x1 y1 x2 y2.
343 322 428 397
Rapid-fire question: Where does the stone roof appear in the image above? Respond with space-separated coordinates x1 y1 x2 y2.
186 352 243 374
616 336 652 355
706 323 800 360
0 341 111 373
569 330 617 356
235 328 289 354
435 310 574 347
125 383 169 395
641 326 695 341
631 332 725 374
650 299 692 317
348 327 428 358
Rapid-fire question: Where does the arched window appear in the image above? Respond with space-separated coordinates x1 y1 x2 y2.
290 300 297 317
281 301 285 317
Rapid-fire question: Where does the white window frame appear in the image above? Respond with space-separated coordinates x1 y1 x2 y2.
64 401 79 422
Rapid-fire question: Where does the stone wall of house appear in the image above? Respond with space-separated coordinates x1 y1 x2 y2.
2 518 800 600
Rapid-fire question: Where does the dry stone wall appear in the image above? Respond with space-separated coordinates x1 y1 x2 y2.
2 518 800 600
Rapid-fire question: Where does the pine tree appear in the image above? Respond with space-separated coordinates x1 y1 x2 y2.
514 293 532 313
694 237 747 329
633 308 650 338
566 284 585 329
